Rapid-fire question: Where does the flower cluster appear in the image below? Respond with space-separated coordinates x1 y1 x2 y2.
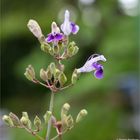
3 9 107 140
27 10 79 45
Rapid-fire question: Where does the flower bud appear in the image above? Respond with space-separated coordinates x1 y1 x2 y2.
54 69 61 78
76 109 88 123
61 103 70 119
21 112 31 129
2 115 14 127
40 69 47 81
46 69 52 80
53 46 59 54
24 65 35 82
22 112 29 118
66 115 74 129
20 116 28 126
49 48 54 55
71 73 77 84
41 43 51 53
43 111 52 124
67 42 79 57
49 63 56 75
58 72 67 86
34 116 41 130
68 41 76 48
9 112 20 126
27 19 43 39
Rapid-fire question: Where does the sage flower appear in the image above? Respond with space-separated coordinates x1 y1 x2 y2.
45 22 63 44
61 10 79 36
77 54 106 79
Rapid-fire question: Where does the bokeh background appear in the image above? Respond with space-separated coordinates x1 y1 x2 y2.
1 0 140 140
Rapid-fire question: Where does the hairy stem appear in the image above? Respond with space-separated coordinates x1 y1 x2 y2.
46 92 55 140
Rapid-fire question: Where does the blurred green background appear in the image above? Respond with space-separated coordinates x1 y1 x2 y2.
1 0 139 140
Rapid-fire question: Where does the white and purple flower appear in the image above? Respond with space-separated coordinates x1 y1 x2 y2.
77 54 106 79
45 22 63 44
61 10 79 36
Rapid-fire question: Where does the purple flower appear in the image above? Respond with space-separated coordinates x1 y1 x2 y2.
45 22 63 44
77 54 106 79
61 10 79 36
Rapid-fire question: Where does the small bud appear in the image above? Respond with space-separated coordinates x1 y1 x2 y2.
58 72 67 86
68 41 76 48
71 73 77 84
43 111 52 124
66 115 74 129
21 112 31 129
20 116 28 126
27 19 43 39
76 109 88 123
67 46 79 57
54 69 61 78
46 69 52 80
2 115 14 127
73 46 79 55
22 112 29 118
41 43 51 53
49 48 54 55
53 46 59 54
49 63 56 75
24 65 35 82
34 116 41 130
40 69 47 81
61 103 70 119
9 112 20 126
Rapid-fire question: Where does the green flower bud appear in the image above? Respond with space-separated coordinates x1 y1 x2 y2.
67 46 79 57
53 46 59 54
76 109 88 123
49 48 54 55
58 72 67 86
43 111 52 124
21 112 31 129
49 63 56 75
71 73 77 84
34 116 41 130
46 69 52 79
24 65 35 82
2 115 14 127
20 116 28 126
54 69 61 79
41 43 51 53
68 41 76 48
9 112 20 126
66 115 74 129
73 46 79 55
40 68 47 81
61 103 70 119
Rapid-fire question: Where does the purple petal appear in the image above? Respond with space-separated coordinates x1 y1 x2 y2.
54 33 63 41
46 34 54 43
71 22 79 34
92 62 102 69
93 68 104 79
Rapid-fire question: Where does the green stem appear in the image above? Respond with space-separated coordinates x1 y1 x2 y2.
46 92 55 140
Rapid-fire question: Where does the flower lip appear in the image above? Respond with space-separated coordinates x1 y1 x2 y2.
46 22 63 43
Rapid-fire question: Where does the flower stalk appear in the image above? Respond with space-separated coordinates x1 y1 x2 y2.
46 92 55 140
